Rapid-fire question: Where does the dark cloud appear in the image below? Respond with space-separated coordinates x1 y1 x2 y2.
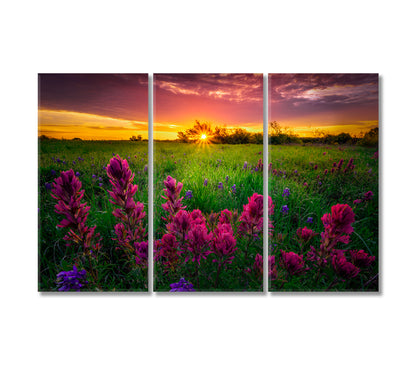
269 73 379 121
38 74 148 121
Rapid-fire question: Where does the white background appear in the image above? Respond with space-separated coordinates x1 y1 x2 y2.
1 1 415 373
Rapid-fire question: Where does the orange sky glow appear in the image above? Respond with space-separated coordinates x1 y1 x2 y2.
154 74 263 140
269 74 379 137
38 74 148 140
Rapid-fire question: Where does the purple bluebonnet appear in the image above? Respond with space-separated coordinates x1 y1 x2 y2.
144 165 148 173
282 188 290 197
231 184 236 193
92 174 96 179
184 190 193 200
51 169 56 176
306 217 313 224
281 205 289 215
218 182 224 190
169 278 195 292
56 265 88 291
225 175 229 182
203 178 208 186
243 161 248 170
45 182 52 190
75 172 80 177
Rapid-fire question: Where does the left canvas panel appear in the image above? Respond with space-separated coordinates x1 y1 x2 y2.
38 74 149 292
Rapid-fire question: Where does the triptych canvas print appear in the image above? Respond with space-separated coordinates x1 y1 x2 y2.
38 73 379 292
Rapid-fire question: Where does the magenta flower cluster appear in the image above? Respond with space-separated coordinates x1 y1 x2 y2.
155 175 268 290
51 169 101 252
107 155 148 269
270 203 376 288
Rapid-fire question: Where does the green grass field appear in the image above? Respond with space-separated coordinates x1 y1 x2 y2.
38 139 378 292
38 139 148 291
268 144 378 291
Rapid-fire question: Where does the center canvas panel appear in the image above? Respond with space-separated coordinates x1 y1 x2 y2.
153 74 264 292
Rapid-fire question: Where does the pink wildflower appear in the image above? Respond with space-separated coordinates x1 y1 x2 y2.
51 169 101 252
161 175 186 220
280 251 306 275
332 251 359 280
296 227 318 243
350 249 375 268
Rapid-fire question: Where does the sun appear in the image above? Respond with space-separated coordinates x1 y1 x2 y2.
200 133 207 140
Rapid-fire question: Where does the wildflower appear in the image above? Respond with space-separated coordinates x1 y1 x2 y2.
51 169 56 176
282 188 290 198
45 182 52 190
353 199 362 205
203 178 208 186
324 169 328 175
322 204 355 238
134 241 148 268
231 184 236 193
303 182 308 187
167 210 191 240
269 255 278 280
280 251 306 275
225 175 229 182
92 174 96 179
161 175 186 219
106 155 147 260
75 172 80 177
144 165 148 173
294 169 298 174
238 193 264 234
252 253 263 280
210 223 237 271
218 182 224 190
184 190 193 200
243 161 248 170
323 152 327 155
99 183 103 187
190 209 206 225
296 227 317 243
363 191 374 201
98 177 102 181
51 169 101 252
306 217 313 224
332 251 359 280
156 234 180 270
281 205 289 215
169 278 195 292
350 249 375 268
56 265 88 291
186 222 212 265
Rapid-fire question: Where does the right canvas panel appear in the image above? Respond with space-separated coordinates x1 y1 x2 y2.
268 74 379 292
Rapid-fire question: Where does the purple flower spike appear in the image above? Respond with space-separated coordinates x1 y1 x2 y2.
56 265 88 291
184 190 193 200
169 278 195 292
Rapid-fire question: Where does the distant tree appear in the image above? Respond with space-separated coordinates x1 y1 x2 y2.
176 120 214 143
72 137 82 141
177 131 189 143
130 135 142 142
39 135 50 140
359 127 378 147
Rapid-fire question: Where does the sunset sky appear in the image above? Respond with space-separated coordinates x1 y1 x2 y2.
269 74 379 137
154 74 263 140
38 74 148 140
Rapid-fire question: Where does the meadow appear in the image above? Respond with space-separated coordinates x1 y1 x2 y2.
268 144 378 291
38 139 378 292
153 142 264 291
38 139 149 291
